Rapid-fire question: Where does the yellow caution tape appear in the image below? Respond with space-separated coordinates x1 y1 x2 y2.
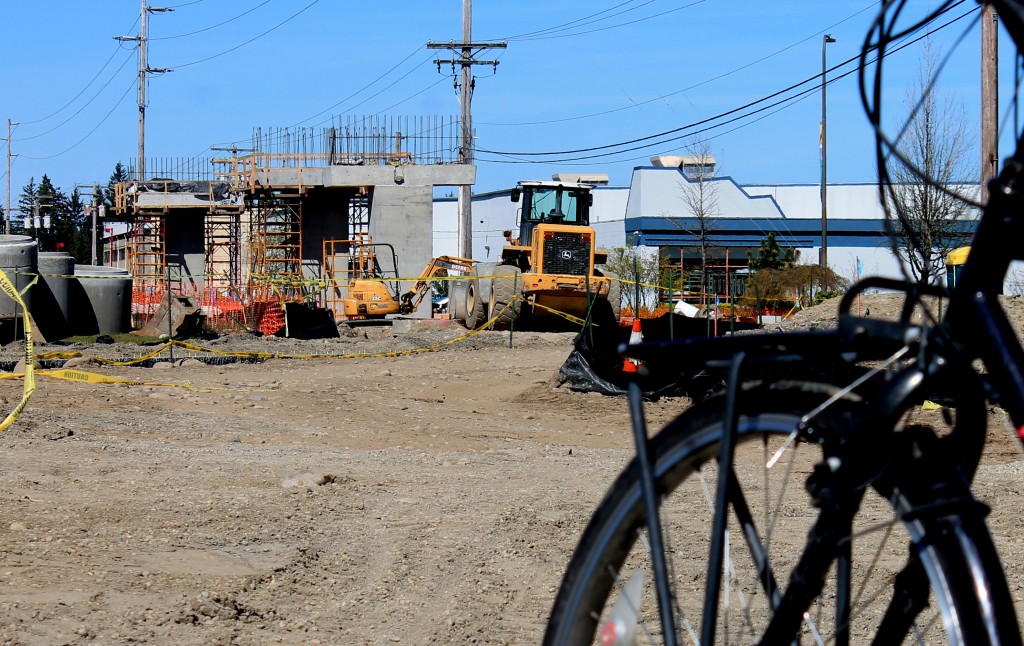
0 268 34 431
36 369 142 386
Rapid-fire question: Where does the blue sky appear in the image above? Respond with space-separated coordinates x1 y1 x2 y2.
1 1 1018 205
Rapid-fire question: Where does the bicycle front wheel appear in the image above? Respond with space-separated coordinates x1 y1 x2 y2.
544 380 1019 645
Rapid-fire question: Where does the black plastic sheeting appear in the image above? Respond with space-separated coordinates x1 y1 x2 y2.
278 303 341 340
558 312 761 397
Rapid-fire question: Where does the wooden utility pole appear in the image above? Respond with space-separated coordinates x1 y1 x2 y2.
428 1 506 258
982 4 999 202
4 119 15 235
116 1 172 182
92 184 100 265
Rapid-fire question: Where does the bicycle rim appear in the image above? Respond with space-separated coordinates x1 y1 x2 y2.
544 383 1010 645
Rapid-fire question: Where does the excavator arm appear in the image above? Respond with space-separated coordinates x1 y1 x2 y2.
399 256 476 315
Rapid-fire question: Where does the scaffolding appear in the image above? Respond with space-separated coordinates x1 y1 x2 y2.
247 192 303 334
111 114 464 333
205 208 241 290
127 215 168 325
349 189 370 239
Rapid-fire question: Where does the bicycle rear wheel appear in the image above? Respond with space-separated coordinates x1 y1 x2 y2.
544 381 1019 645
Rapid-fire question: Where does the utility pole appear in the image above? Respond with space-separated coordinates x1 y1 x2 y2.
981 4 999 202
116 1 173 182
820 34 836 268
92 184 100 265
74 183 106 264
428 1 506 258
4 119 16 235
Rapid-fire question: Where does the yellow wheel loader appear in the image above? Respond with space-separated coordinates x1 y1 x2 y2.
451 181 620 330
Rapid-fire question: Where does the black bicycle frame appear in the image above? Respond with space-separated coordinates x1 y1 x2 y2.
621 154 1024 645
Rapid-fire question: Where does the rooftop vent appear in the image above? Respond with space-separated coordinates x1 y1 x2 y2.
550 172 609 185
651 155 716 179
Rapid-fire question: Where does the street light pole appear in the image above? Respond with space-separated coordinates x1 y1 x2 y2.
820 34 836 268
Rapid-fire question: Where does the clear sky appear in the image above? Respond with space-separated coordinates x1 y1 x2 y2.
1 1 1018 206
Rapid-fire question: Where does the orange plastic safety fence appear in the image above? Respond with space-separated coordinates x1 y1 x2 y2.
250 300 285 336
130 283 292 334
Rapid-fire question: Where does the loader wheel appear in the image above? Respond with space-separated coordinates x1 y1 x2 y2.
463 274 485 330
600 270 621 323
489 265 523 331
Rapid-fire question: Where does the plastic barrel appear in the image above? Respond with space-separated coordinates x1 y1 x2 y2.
71 265 133 335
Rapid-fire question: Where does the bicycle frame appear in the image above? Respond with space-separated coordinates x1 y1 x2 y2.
603 2 1024 642
620 76 1024 646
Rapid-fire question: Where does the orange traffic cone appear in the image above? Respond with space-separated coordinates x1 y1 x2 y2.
622 318 644 373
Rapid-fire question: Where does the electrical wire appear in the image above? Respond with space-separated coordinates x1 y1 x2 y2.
17 17 141 126
493 0 652 41
167 0 319 69
151 1 273 40
289 47 431 129
505 0 708 42
14 50 137 142
478 4 976 161
480 1 879 127
20 80 138 161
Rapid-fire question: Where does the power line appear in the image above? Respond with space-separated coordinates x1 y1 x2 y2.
289 47 432 129
479 1 879 127
493 0 655 40
14 50 136 142
502 0 708 42
20 80 138 161
167 0 320 69
18 17 141 126
151 0 273 40
477 4 976 160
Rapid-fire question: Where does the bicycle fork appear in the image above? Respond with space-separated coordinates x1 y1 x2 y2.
624 351 747 646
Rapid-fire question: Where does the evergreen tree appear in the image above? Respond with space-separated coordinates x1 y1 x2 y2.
33 175 64 252
56 188 90 261
748 232 794 270
16 177 37 233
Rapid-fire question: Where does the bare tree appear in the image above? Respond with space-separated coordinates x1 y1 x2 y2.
676 138 719 271
887 43 976 285
674 137 720 304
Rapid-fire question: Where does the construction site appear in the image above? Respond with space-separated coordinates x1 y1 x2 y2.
113 115 473 335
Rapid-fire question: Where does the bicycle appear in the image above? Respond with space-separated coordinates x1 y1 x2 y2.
544 1 1024 643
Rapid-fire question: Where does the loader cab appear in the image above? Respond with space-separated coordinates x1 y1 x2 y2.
510 181 593 246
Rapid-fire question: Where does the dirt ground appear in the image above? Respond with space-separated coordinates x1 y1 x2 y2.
0 294 1022 645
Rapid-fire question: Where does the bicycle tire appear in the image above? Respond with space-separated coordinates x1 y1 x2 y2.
544 380 1019 645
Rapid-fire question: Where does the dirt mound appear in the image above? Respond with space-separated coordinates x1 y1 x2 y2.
777 291 1024 337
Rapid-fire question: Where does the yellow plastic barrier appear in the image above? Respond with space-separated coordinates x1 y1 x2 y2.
0 268 34 431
